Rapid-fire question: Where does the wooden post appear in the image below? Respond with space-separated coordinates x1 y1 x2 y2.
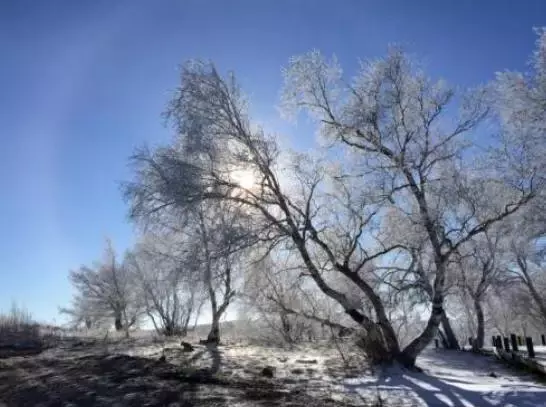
435 339 439 349
492 336 496 347
511 334 519 352
503 337 511 352
542 334 545 346
496 335 502 349
526 337 535 358
517 336 523 346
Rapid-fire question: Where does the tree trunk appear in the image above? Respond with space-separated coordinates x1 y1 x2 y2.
207 316 220 343
441 311 460 350
521 266 546 324
114 313 123 331
400 299 444 367
473 297 485 350
438 329 448 348
280 311 293 343
123 310 130 338
355 324 402 365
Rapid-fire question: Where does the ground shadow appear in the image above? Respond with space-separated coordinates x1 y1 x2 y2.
0 353 204 406
344 367 546 407
0 349 357 407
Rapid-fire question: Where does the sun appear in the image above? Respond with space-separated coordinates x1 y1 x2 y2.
231 169 256 190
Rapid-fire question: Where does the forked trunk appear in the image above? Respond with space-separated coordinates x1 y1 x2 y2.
399 300 444 367
354 323 420 367
355 325 397 365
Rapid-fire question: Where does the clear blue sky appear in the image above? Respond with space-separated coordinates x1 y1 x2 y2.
0 0 544 323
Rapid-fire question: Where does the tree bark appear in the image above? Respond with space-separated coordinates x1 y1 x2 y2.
280 311 293 343
441 311 460 350
473 297 485 350
207 316 220 343
519 258 546 323
114 313 123 331
400 297 444 367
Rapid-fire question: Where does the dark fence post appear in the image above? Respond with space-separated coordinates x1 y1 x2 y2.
492 336 496 347
526 337 535 358
435 339 439 349
503 337 511 352
518 336 523 346
496 335 502 349
511 334 519 352
542 334 546 346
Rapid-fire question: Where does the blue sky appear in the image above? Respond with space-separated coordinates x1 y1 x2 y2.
0 0 544 323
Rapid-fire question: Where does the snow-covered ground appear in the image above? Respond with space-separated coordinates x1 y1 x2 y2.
118 336 546 406
2 333 546 406
345 348 546 406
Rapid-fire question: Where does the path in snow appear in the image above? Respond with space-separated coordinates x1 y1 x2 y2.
344 348 546 406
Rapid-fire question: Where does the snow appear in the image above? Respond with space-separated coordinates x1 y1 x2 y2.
117 337 546 406
344 348 546 406
3 334 546 406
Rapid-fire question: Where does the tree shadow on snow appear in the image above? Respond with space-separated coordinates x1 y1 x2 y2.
344 366 546 407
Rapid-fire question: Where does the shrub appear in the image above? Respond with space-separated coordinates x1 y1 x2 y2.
0 303 41 348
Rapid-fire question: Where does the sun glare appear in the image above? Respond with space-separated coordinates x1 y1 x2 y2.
231 169 256 190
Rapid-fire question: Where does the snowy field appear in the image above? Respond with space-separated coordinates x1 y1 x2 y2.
2 331 546 406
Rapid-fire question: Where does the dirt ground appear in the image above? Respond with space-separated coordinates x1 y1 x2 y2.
0 337 369 407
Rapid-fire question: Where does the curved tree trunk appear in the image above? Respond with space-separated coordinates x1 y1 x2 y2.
441 311 460 350
399 297 444 367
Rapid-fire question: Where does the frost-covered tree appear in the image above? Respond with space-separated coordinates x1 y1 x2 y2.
281 47 536 364
191 202 252 343
494 28 546 192
123 61 405 364
503 233 546 327
63 239 142 336
127 233 204 336
123 40 539 366
455 228 506 349
244 250 352 344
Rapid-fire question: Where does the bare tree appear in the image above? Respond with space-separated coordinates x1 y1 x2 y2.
244 251 349 344
494 28 546 194
123 60 411 365
123 46 536 366
280 47 536 363
455 229 506 349
503 234 546 327
63 239 142 336
59 295 97 330
127 233 204 336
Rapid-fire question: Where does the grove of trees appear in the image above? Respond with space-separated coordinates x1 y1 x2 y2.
63 29 546 368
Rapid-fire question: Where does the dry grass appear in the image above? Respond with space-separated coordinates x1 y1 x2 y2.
0 304 42 353
0 339 365 406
